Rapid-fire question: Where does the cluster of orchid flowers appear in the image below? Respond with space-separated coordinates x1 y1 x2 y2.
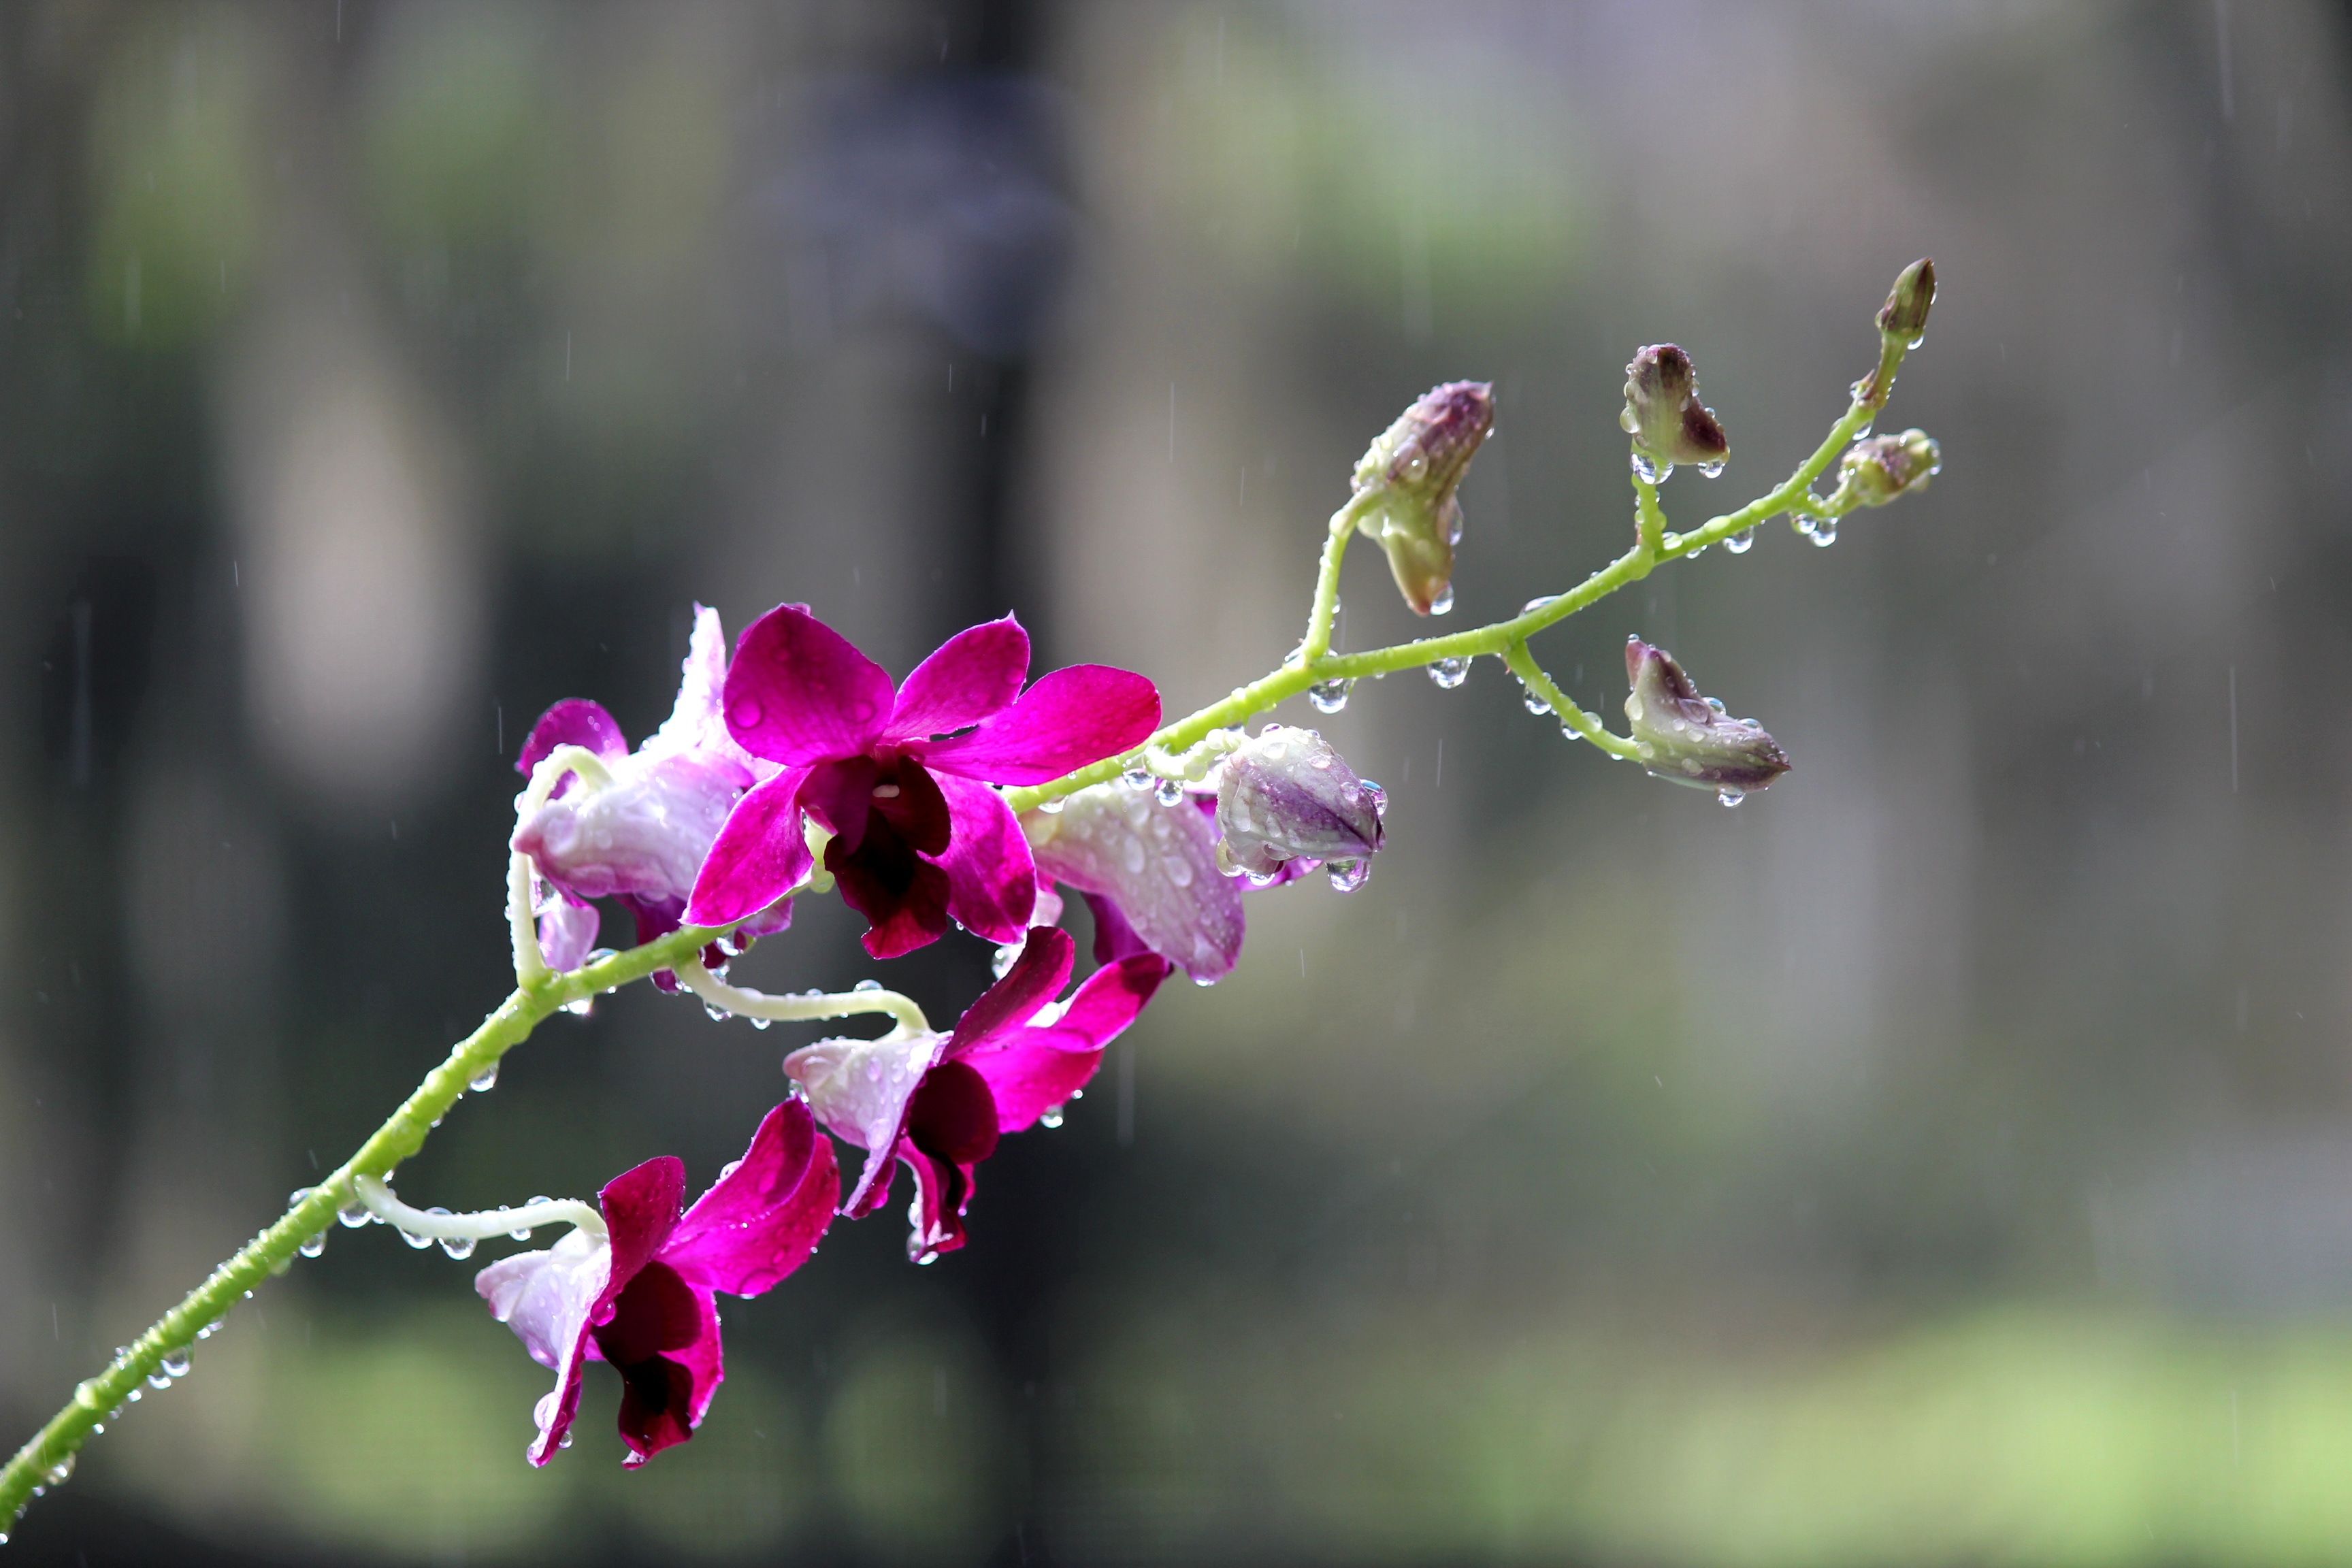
0 259 1943 1531
434 593 1392 1465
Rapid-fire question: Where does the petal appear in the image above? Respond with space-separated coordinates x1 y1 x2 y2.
875 758 951 857
722 604 895 766
783 1031 949 1215
964 954 1168 1132
947 926 1073 1054
662 1101 838 1297
598 1156 688 1300
1028 784 1244 983
513 750 753 906
476 1226 610 1466
799 755 879 852
892 1133 975 1262
647 604 730 758
918 666 1160 785
1079 891 1154 966
518 698 627 779
905 1059 1000 1166
536 885 601 973
591 1261 722 1467
884 616 1030 742
685 768 816 928
932 772 1037 945
828 824 954 960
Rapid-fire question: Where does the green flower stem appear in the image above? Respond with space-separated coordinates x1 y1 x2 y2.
1003 363 1906 817
1503 639 1642 762
670 959 930 1036
1633 470 1669 558
0 919 729 1530
1300 492 1376 665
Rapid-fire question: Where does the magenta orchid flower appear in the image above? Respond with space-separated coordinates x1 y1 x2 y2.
512 606 787 969
785 927 1166 1260
475 1100 837 1467
685 606 1159 959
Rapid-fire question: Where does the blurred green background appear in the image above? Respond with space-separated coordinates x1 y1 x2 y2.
4 1 2351 1563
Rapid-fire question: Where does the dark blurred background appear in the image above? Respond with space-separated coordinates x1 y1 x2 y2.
5 1 2352 1563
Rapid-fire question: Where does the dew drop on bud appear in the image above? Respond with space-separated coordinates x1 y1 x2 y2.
1428 658 1469 690
1427 584 1454 615
1307 678 1352 713
1718 787 1746 808
1697 459 1727 478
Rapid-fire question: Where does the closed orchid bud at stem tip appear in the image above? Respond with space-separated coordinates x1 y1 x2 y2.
1620 345 1728 480
1876 257 1936 344
1351 381 1494 616
1622 638 1789 794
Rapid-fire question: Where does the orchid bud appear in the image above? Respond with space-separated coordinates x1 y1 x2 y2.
1622 638 1789 799
1214 725 1385 885
1350 381 1494 617
1875 257 1936 345
1619 345 1728 482
1833 428 1941 508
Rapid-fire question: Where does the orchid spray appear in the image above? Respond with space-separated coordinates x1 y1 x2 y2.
0 260 1940 1531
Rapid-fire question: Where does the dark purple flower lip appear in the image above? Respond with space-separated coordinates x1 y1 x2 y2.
685 606 1160 960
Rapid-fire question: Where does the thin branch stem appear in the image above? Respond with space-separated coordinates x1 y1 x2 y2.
671 960 930 1036
1503 640 1642 762
353 1175 606 1242
1002 372 1901 817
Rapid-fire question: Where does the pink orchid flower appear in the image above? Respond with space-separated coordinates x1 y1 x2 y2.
476 1100 836 1467
511 606 785 970
685 606 1159 959
785 927 1166 1260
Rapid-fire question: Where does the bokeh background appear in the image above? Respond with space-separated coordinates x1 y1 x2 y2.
3 1 2350 1563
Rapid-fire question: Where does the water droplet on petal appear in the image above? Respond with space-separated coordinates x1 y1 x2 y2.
1039 1107 1064 1130
727 699 764 731
1327 859 1372 893
1428 658 1469 690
